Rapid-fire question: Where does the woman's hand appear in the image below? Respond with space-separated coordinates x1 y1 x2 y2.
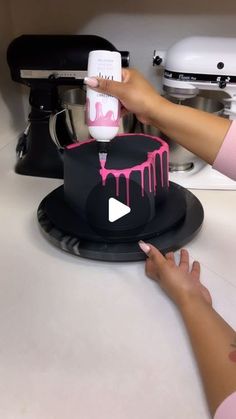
139 241 212 309
84 68 163 125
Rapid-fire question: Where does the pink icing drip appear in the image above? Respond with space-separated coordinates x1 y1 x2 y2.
66 134 169 207
86 98 120 127
126 175 130 206
115 176 119 196
148 165 152 192
160 156 163 187
141 169 144 197
100 140 168 206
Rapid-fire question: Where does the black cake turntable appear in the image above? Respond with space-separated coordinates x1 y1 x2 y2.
37 134 204 261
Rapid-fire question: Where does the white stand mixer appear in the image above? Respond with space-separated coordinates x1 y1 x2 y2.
153 36 236 189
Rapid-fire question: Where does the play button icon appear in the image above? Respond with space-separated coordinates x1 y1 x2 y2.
108 198 131 222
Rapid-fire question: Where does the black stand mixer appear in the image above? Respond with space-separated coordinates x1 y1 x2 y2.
7 34 129 179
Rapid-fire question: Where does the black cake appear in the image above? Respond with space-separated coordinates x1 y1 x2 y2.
64 134 181 237
38 133 204 260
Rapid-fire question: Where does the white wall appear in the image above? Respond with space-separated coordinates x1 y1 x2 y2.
1 0 236 147
79 13 236 88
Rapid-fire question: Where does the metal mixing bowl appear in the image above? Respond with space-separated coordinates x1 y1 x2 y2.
61 88 136 141
142 96 224 172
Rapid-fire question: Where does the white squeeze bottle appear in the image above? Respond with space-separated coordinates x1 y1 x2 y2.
86 50 122 161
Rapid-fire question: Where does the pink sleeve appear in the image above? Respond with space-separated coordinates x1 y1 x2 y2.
212 120 236 180
214 392 236 419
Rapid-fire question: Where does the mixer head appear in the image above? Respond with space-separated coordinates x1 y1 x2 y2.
7 34 129 89
154 36 236 105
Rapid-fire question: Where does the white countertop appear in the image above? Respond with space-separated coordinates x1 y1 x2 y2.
0 141 236 419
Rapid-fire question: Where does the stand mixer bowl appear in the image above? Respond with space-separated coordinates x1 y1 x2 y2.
142 96 224 172
50 88 136 148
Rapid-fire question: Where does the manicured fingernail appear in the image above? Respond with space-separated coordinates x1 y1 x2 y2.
138 240 151 254
84 77 99 88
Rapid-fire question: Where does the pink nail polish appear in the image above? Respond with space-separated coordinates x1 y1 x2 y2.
84 77 99 88
138 240 151 254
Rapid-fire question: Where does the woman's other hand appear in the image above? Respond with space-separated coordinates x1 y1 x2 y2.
139 241 212 309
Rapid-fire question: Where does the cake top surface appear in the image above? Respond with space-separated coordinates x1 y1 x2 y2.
66 134 168 170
